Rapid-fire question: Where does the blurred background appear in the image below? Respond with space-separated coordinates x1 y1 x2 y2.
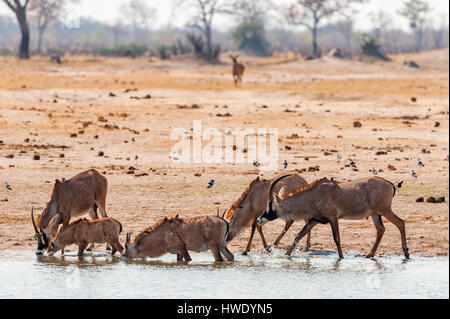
0 0 448 60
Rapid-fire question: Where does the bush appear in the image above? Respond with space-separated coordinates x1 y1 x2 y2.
360 34 389 61
99 43 148 57
231 20 270 56
157 45 171 60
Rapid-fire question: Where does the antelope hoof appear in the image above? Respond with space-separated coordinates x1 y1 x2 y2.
106 246 111 251
242 251 248 256
265 243 273 253
86 247 92 252
365 254 374 258
303 247 311 252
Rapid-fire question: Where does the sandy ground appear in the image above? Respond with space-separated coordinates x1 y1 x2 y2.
0 50 448 257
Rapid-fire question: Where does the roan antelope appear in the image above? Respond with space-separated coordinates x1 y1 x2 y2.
229 54 245 86
47 218 124 257
257 175 409 259
31 169 109 254
225 174 311 255
123 215 234 262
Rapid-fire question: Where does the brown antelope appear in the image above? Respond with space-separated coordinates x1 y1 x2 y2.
123 215 234 262
225 174 311 255
257 175 409 259
47 218 124 256
229 54 245 85
31 169 109 254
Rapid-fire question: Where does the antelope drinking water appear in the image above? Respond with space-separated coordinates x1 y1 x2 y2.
225 174 311 255
31 169 109 254
257 175 409 259
123 215 234 262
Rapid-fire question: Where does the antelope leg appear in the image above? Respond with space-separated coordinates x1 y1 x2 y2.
366 214 385 258
273 220 294 247
286 220 319 256
243 222 257 255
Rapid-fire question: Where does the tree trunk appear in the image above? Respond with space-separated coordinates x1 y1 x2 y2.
312 24 318 57
205 26 212 61
16 7 30 59
37 27 44 54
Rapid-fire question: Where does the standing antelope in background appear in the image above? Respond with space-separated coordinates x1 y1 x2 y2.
47 218 124 256
225 174 312 255
123 215 234 262
257 175 409 259
229 54 245 85
31 169 109 254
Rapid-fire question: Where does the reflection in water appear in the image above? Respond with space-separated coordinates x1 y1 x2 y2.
0 250 448 299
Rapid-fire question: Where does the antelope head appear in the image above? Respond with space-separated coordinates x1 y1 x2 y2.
122 232 136 259
31 207 49 255
257 174 291 226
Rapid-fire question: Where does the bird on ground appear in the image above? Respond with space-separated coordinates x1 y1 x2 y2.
207 179 214 189
417 159 424 167
253 160 260 168
349 159 356 168
135 155 139 160
5 182 12 191
283 160 288 169
411 170 418 178
396 181 403 188
371 168 377 175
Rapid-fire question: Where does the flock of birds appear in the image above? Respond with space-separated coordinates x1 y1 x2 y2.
2 154 449 194
204 153 449 190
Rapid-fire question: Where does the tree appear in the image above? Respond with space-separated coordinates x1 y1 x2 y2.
333 17 353 54
431 14 448 49
231 0 270 56
285 0 366 57
28 0 78 53
398 0 431 52
2 0 31 59
177 0 232 61
119 0 156 42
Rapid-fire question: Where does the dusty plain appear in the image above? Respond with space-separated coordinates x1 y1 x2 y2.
0 50 448 257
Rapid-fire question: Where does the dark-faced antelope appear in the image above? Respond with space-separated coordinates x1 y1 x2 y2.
257 175 409 259
123 215 234 262
225 174 311 255
31 169 109 254
47 218 123 257
229 54 245 86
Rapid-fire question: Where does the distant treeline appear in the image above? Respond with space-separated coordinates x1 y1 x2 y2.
0 12 448 59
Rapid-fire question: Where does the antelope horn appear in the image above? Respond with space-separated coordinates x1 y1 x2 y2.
222 210 227 219
268 174 291 202
126 232 131 245
216 208 219 217
31 207 39 235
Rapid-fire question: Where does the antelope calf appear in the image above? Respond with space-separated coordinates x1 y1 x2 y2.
229 54 245 85
47 218 124 256
123 215 234 262
225 174 311 255
257 175 409 259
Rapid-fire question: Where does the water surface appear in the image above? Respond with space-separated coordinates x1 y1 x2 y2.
0 250 448 299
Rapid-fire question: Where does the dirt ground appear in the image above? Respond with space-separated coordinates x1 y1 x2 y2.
0 50 448 257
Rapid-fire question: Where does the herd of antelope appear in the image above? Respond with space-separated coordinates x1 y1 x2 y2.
30 168 410 261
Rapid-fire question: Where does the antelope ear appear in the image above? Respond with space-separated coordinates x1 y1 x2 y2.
273 192 281 205
55 179 60 185
278 186 287 199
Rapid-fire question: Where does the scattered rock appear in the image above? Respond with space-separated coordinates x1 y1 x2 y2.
387 164 396 171
426 196 436 203
434 121 440 127
70 133 77 138
376 151 388 155
411 97 417 102
353 121 362 128
33 154 40 160
109 92 116 97
285 145 292 150
98 151 104 157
